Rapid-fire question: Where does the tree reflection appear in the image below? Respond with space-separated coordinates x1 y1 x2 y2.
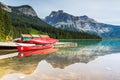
46 40 120 69
0 48 58 78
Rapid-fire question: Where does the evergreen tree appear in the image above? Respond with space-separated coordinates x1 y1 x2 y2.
3 13 12 37
0 7 5 41
0 6 12 41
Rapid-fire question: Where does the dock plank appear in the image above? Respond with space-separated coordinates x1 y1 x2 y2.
0 42 17 47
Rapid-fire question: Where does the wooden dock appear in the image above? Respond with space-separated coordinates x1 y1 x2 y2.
0 42 17 46
0 42 77 59
54 42 77 47
0 42 77 48
0 42 17 49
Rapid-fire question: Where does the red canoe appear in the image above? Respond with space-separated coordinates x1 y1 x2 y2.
18 48 59 58
17 44 53 52
15 37 58 44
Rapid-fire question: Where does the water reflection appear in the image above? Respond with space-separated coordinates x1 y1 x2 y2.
0 49 17 55
46 40 120 69
0 55 48 78
1 40 120 80
1 54 120 80
18 48 58 57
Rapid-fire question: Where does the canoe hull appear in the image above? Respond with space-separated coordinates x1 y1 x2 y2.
17 44 53 52
15 37 58 44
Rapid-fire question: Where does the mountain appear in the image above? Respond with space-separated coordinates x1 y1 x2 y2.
0 2 11 12
10 5 37 17
45 10 120 38
0 2 101 39
0 2 36 16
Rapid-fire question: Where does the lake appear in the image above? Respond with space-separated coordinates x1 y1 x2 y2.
0 40 120 80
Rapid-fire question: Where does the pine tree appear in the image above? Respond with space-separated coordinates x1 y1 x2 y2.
3 13 12 37
0 7 5 41
0 6 12 41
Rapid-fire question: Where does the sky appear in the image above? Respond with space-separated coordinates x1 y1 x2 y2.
1 0 120 25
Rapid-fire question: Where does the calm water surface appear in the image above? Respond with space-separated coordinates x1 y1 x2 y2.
0 40 120 80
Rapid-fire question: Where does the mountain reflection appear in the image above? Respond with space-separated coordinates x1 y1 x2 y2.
0 47 59 78
1 40 120 79
46 40 120 69
2 53 120 80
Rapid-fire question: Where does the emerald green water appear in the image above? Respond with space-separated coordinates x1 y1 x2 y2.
0 40 120 80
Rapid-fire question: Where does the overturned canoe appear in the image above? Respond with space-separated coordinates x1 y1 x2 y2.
15 37 58 44
17 44 53 52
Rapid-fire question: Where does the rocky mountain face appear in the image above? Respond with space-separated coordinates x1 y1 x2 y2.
45 10 120 38
0 2 37 17
10 5 37 17
0 2 11 12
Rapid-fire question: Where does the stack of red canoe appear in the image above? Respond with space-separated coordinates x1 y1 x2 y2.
15 37 59 57
15 37 58 44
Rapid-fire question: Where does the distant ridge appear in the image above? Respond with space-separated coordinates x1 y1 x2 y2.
10 5 37 17
45 10 120 38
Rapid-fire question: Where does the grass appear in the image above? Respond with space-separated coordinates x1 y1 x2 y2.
30 29 41 34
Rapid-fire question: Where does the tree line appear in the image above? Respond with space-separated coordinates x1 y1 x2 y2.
0 7 12 41
0 6 101 41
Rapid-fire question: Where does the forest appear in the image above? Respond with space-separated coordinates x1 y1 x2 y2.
0 6 101 41
0 7 12 41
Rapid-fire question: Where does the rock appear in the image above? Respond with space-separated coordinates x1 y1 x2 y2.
45 10 120 38
17 5 37 17
0 2 12 12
